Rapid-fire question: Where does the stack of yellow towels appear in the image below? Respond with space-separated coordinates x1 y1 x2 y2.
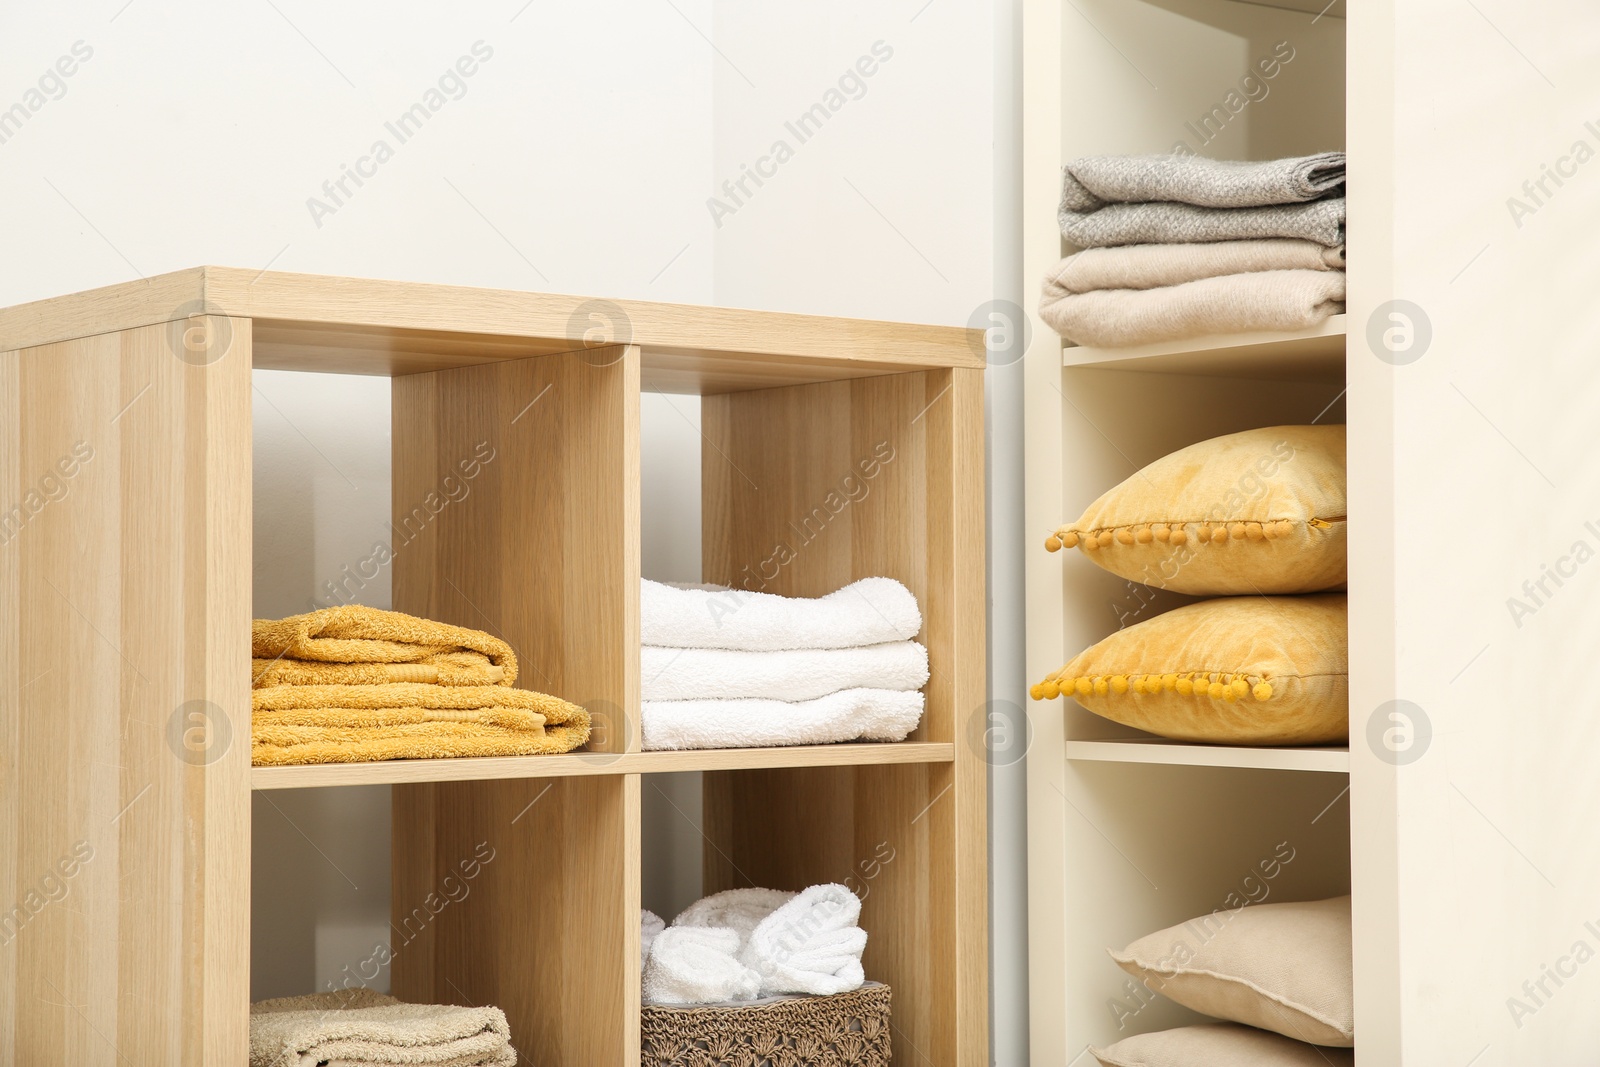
251 605 590 767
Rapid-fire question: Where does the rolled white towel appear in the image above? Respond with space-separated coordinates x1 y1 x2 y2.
641 577 921 651
641 909 665 972
673 888 796 951
642 641 929 702
641 689 925 752
642 926 761 1005
743 883 868 996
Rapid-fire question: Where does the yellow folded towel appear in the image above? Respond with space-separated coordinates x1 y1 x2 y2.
252 650 507 688
253 605 518 683
251 683 590 766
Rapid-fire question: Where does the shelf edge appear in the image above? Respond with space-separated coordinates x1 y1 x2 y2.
1063 738 1350 774
251 741 957 790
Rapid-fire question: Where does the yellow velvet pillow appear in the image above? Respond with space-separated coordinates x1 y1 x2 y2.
1030 594 1347 745
1046 425 1345 595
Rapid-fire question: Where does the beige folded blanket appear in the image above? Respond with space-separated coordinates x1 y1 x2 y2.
253 651 506 688
250 989 517 1067
1039 269 1346 348
251 683 590 766
1043 239 1344 295
253 605 517 684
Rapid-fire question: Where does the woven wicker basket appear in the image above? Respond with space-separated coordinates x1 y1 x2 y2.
640 982 892 1067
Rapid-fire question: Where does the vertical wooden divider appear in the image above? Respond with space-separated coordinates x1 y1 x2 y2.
699 368 988 1065
390 344 641 1065
0 318 253 1064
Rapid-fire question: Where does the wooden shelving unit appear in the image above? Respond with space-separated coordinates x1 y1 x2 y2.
1023 0 1362 1063
0 267 989 1066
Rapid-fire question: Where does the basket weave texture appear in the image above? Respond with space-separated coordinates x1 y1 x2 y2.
640 982 892 1067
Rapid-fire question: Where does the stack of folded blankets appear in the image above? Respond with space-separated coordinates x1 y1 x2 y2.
250 988 517 1067
639 577 930 751
1042 152 1347 348
252 605 590 766
641 885 868 1005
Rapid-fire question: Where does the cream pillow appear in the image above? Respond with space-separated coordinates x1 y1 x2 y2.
1092 1024 1354 1067
1046 425 1346 595
1030 594 1347 745
1111 896 1354 1047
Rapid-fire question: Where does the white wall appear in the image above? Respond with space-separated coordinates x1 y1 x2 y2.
708 3 994 321
1 1 1024 1057
3 0 718 1001
707 4 1028 1062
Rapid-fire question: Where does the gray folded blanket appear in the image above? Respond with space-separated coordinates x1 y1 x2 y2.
250 990 518 1067
1059 196 1345 249
1044 239 1344 295
1038 269 1345 348
1061 152 1346 211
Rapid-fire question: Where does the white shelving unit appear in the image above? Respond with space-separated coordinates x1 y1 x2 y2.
1022 0 1362 1061
1026 1 1600 1063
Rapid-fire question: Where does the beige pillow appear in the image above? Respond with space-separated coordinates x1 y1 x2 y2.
1092 1024 1354 1067
1111 896 1354 1047
1030 594 1347 745
1046 425 1346 595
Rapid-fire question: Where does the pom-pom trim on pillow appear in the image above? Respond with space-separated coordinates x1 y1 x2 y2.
1045 517 1340 552
1031 670 1278 703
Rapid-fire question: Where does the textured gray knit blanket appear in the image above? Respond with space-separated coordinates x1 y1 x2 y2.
1059 196 1346 249
1061 152 1346 211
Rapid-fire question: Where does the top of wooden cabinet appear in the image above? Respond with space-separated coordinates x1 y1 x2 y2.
0 266 984 393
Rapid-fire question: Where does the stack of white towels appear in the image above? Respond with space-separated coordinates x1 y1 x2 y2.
642 884 868 1005
640 576 929 751
1041 152 1347 348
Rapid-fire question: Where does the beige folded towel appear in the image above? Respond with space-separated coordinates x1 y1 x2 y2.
253 651 507 689
1039 268 1345 348
250 990 517 1067
1044 240 1344 295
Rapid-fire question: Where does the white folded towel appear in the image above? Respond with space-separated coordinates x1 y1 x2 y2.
743 883 868 996
673 888 797 951
642 926 761 1005
641 577 921 651
641 689 925 751
642 641 929 702
641 909 665 972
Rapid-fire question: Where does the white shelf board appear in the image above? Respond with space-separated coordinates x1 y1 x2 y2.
1064 736 1350 773
1061 315 1346 382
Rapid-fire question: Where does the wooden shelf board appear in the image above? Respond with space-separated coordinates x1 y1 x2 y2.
0 267 984 393
251 741 956 790
1064 737 1349 773
1061 315 1346 382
